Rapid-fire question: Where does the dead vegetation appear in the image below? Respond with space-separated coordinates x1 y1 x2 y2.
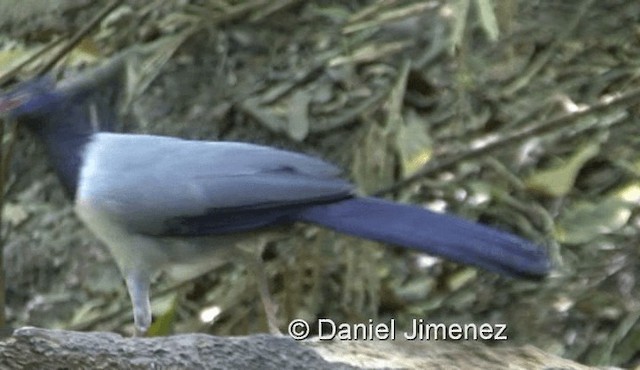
0 0 639 367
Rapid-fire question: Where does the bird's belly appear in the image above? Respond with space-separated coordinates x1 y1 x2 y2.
75 196 267 279
74 197 170 276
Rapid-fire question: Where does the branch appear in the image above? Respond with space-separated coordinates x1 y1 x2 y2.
0 327 597 369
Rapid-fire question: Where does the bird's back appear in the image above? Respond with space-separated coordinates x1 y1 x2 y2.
77 133 355 236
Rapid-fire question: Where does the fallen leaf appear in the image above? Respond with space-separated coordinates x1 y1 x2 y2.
526 142 600 197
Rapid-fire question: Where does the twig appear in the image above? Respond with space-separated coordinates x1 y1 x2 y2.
36 0 124 76
374 87 640 196
503 0 596 95
0 39 65 86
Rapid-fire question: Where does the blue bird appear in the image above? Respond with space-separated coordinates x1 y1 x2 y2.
0 63 549 335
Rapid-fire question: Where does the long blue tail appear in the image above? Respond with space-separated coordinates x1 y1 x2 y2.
297 197 550 278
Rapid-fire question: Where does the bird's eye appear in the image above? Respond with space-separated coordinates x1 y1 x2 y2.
0 93 29 113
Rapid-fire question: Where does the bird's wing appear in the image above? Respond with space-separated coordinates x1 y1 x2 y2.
77 133 354 235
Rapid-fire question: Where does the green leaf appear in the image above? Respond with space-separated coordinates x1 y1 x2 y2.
556 196 632 244
474 0 500 42
147 293 179 337
287 90 311 142
352 123 395 194
395 110 432 177
526 142 600 197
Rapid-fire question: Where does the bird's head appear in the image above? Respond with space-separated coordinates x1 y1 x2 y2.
0 77 59 119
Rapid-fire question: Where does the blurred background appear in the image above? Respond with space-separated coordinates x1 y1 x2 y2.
0 0 639 367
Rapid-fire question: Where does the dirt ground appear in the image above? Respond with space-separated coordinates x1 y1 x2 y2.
1 0 639 367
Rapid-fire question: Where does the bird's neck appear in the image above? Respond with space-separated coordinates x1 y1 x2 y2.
23 114 95 198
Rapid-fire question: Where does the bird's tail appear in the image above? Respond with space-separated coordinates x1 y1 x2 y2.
297 197 550 278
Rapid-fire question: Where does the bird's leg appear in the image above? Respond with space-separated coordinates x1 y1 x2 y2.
251 248 281 335
124 270 152 337
238 238 281 335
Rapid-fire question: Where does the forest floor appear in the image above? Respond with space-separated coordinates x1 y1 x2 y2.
1 1 639 367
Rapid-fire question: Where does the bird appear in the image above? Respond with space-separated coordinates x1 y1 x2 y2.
0 61 550 336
